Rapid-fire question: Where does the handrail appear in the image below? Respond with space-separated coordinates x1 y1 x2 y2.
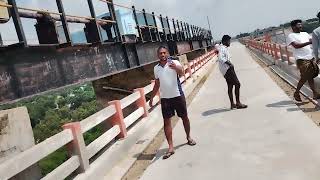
0 50 217 179
245 39 294 63
0 129 73 180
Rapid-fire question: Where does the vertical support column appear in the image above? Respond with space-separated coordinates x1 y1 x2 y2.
159 14 167 41
184 22 189 40
285 46 291 64
279 45 283 60
62 122 89 173
108 100 127 138
142 9 153 42
132 6 143 42
187 62 192 79
192 60 196 73
134 88 149 118
176 20 182 41
56 0 72 45
8 0 27 47
180 21 185 41
274 43 279 59
87 0 102 43
152 12 161 42
151 80 160 101
0 33 3 46
166 16 173 41
108 2 121 42
172 18 178 41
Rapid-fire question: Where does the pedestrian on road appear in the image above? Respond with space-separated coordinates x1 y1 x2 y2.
312 12 320 64
287 19 320 102
218 35 247 109
149 46 196 160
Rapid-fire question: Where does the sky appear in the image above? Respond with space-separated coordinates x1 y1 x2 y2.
0 0 319 44
125 0 320 40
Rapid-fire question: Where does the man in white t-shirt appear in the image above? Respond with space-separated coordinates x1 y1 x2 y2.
149 46 196 159
312 12 320 63
287 19 320 102
218 35 247 109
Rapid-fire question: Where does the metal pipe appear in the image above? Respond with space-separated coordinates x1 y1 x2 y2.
18 11 115 25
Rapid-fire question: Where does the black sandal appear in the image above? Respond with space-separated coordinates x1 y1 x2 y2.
163 151 175 159
294 92 302 102
187 139 197 146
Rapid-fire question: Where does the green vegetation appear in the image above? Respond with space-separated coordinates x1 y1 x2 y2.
0 83 104 176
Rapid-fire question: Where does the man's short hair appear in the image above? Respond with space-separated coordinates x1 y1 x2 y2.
291 19 302 27
317 12 320 18
157 46 168 54
222 35 231 42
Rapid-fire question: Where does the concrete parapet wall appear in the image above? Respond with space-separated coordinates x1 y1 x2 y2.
248 46 320 96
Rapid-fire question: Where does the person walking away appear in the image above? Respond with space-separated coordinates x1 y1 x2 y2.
218 35 247 109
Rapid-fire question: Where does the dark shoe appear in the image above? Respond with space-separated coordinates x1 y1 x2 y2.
231 104 237 110
236 104 248 109
187 139 197 146
294 92 302 102
163 151 175 160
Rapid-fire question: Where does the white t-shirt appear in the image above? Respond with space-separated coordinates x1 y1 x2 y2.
154 60 184 99
287 32 313 60
217 45 232 75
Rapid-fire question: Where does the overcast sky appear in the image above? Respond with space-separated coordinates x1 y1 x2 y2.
0 0 319 44
123 0 320 40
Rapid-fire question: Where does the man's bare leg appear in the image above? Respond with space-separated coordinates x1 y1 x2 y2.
181 116 196 146
227 83 236 109
234 83 247 109
308 79 320 99
295 77 308 101
164 118 174 153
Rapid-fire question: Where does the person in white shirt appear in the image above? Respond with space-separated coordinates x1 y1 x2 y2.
287 19 320 102
149 46 196 159
312 12 320 63
218 35 247 109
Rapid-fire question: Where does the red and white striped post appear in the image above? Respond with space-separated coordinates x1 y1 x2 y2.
134 88 149 118
62 122 89 173
108 100 127 138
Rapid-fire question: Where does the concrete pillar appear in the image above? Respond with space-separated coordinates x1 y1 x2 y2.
0 107 41 180
108 100 127 139
134 88 148 118
62 122 89 173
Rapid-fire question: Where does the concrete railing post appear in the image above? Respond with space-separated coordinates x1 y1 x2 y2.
62 122 89 173
151 80 161 99
192 61 196 74
279 45 283 60
108 100 127 138
285 46 291 64
273 43 278 59
187 62 192 78
134 88 149 118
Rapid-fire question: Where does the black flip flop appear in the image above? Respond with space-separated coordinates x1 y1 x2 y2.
187 139 197 146
163 151 175 160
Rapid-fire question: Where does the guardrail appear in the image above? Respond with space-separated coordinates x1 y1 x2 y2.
0 49 217 180
244 39 295 64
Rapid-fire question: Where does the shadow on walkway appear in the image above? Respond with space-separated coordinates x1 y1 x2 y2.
202 108 231 116
133 143 188 164
266 100 318 112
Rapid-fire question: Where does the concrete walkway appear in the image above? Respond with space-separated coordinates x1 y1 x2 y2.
140 42 320 180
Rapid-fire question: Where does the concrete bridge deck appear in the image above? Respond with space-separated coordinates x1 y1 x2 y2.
140 42 320 180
